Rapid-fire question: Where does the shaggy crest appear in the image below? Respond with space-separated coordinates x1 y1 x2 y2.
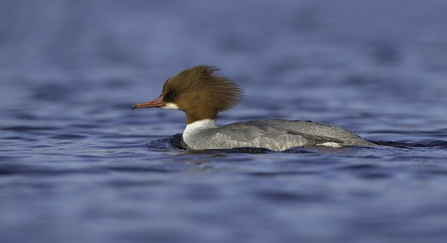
162 65 244 119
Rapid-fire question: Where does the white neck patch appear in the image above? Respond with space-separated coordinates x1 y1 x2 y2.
183 119 217 144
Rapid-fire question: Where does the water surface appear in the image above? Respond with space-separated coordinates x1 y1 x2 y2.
1 1 447 242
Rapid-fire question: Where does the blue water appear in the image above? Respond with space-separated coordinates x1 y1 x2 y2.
2 0 447 242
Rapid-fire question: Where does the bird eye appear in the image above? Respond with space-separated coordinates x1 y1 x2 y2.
170 92 177 98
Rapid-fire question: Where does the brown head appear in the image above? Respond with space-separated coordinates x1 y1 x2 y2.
132 65 244 124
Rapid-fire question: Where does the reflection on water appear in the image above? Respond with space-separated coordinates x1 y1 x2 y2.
1 0 447 242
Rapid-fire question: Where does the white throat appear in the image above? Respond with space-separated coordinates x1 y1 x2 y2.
162 102 180 110
183 119 217 145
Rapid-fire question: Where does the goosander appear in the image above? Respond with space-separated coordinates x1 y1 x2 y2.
132 65 376 151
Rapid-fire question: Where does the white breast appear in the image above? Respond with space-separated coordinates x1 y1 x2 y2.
183 119 218 148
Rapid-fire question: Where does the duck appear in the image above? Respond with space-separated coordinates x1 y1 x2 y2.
132 65 376 151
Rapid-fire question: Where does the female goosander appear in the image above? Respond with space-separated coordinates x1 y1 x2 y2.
132 65 376 151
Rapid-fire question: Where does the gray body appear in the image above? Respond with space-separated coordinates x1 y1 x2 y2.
184 119 376 151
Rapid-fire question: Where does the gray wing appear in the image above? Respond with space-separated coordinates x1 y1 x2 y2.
263 119 375 147
213 121 346 150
